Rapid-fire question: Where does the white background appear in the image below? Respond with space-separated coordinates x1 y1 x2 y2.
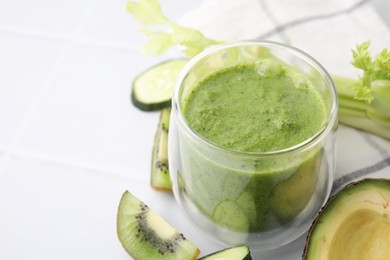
0 0 389 259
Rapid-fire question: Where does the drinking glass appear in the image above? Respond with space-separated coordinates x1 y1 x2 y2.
168 41 338 250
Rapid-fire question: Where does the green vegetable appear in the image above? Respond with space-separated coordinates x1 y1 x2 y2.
131 58 188 111
127 0 221 56
199 245 252 260
127 0 390 140
333 41 390 140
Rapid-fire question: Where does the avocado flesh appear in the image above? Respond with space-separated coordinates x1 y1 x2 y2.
329 209 390 259
304 179 390 260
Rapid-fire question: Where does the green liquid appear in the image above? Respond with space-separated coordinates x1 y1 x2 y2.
180 61 327 232
183 62 327 152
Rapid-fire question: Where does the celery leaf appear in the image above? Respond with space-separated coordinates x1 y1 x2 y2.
350 41 390 102
127 0 221 57
127 0 169 25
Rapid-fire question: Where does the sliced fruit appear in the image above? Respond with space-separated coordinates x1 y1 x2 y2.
151 108 172 191
271 151 321 222
235 191 257 229
303 178 390 260
131 58 188 111
212 200 250 232
199 245 252 260
117 190 200 260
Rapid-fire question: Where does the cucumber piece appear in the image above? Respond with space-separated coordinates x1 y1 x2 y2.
131 58 188 111
199 245 252 260
151 108 172 191
212 200 250 232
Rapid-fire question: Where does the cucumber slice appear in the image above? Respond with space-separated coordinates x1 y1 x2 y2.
151 108 172 191
131 58 188 111
199 245 252 260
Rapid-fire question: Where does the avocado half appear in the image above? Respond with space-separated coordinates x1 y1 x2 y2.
303 178 390 259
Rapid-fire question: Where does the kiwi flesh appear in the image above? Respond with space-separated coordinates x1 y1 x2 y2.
151 108 172 191
117 190 200 259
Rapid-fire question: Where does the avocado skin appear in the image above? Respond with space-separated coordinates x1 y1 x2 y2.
302 178 390 259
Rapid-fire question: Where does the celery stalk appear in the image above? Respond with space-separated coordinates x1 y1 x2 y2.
127 1 390 139
331 42 390 140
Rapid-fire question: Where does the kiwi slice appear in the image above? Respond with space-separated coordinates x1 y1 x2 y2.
117 191 200 259
151 108 172 191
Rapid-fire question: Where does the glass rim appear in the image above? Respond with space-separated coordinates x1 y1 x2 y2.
172 40 338 157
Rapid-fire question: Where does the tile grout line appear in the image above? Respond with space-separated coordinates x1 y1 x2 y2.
0 1 96 172
7 148 144 184
0 25 141 54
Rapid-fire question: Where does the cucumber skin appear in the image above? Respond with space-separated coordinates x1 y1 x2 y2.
130 58 188 112
131 87 172 111
199 254 251 260
198 246 252 260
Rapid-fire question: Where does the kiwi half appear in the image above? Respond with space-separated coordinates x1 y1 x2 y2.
117 191 200 259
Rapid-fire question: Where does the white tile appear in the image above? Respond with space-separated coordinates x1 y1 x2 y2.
0 155 137 259
0 154 225 259
0 33 64 147
14 46 169 180
77 0 145 51
0 0 90 37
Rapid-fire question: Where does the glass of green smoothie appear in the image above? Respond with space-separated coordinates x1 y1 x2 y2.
168 41 338 250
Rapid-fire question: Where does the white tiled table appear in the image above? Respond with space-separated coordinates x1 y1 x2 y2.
0 0 389 259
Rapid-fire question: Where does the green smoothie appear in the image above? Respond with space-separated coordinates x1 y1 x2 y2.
179 59 327 232
183 61 327 152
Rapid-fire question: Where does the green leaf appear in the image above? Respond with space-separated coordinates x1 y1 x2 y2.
351 41 373 71
375 48 390 80
353 77 372 102
169 25 219 56
126 0 221 57
127 0 169 26
141 32 172 55
337 42 390 139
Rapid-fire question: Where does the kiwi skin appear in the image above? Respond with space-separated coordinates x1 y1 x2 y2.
117 190 200 260
151 108 172 191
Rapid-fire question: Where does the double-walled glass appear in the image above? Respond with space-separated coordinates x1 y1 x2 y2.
168 41 338 250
